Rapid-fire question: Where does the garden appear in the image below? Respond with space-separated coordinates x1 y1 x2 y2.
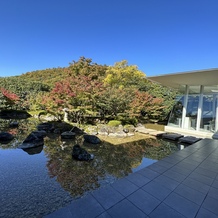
0 57 179 217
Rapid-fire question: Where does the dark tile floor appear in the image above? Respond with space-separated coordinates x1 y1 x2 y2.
44 138 218 218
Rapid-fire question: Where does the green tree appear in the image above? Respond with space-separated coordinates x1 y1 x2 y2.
69 56 107 80
104 60 146 88
95 86 133 118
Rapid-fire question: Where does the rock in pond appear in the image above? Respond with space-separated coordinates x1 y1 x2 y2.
18 131 46 149
83 134 101 144
20 130 46 141
19 140 44 149
22 145 44 155
37 122 53 132
31 130 47 138
0 132 14 144
61 131 76 139
72 144 94 161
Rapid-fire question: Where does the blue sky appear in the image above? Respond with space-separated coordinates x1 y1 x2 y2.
0 0 218 77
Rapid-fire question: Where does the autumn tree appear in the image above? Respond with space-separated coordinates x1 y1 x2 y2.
104 60 146 88
0 76 51 110
0 57 177 123
139 80 178 120
42 75 105 121
69 57 107 80
128 90 166 122
0 88 20 109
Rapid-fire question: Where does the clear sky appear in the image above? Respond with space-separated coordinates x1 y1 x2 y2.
0 0 218 77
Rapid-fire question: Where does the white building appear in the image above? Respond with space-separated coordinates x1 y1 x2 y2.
148 68 218 138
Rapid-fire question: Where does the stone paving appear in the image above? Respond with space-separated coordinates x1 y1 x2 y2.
44 138 218 218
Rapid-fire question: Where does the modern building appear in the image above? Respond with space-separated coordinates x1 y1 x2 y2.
148 68 218 138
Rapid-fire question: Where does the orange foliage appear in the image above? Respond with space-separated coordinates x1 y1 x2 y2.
0 87 20 101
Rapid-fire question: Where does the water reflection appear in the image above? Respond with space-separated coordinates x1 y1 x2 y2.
0 117 180 216
0 118 180 198
22 145 44 155
44 136 179 197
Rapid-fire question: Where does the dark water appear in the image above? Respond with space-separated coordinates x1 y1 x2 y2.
0 118 179 217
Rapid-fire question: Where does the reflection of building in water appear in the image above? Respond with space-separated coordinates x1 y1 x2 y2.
148 69 218 138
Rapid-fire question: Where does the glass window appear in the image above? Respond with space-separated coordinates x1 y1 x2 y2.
168 96 184 127
183 95 199 130
200 94 216 132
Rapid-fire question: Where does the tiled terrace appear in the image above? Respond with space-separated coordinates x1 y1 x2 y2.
45 138 218 218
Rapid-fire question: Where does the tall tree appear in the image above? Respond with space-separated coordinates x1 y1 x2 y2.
42 75 105 120
95 86 133 118
128 90 166 122
104 60 146 88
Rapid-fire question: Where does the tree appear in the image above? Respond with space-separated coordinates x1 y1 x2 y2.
42 75 105 121
0 56 177 123
0 76 51 110
41 80 76 119
128 90 166 122
69 57 107 80
95 86 133 118
104 60 146 88
139 80 178 120
0 87 20 109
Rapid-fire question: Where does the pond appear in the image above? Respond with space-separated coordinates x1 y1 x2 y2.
0 117 180 217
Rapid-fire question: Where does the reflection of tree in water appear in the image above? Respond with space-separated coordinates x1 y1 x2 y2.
44 138 104 197
44 138 144 197
143 138 179 160
1 116 179 198
96 141 146 178
44 137 177 198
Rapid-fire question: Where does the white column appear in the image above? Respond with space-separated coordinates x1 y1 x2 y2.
181 85 189 129
215 95 218 132
196 85 204 131
213 95 216 118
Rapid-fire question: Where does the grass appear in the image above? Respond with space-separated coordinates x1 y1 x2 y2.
145 123 165 131
98 132 154 145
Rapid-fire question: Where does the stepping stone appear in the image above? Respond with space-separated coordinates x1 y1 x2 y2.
212 131 218 139
162 133 184 141
178 136 201 144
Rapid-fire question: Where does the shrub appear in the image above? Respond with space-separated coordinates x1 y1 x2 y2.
116 115 138 126
107 120 121 127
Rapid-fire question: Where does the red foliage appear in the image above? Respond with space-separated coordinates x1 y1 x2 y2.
42 75 105 112
0 88 20 109
129 90 165 118
0 88 20 101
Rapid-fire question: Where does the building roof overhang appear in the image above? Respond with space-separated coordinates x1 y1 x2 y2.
147 68 218 89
